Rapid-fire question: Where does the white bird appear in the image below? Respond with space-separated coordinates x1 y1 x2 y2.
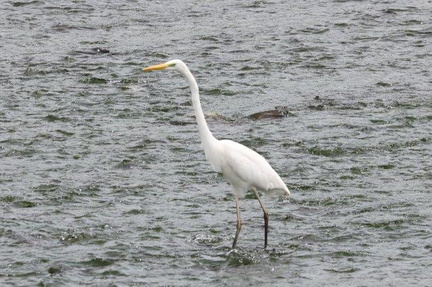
143 59 290 249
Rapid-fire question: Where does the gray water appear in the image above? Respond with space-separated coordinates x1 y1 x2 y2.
1 0 432 286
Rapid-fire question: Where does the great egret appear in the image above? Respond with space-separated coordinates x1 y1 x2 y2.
143 59 290 249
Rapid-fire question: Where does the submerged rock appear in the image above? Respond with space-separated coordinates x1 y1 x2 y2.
247 106 293 120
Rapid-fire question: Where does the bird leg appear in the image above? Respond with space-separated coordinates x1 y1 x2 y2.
232 195 242 249
253 188 269 249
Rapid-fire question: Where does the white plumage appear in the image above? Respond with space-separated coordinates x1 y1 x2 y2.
143 59 290 249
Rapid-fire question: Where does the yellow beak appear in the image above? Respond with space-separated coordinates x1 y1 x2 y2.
142 63 169 72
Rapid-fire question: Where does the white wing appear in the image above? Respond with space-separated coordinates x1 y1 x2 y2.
219 139 289 196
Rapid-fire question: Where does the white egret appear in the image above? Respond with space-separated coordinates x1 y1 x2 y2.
143 59 290 249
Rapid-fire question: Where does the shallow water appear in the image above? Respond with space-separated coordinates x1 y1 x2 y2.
1 0 432 286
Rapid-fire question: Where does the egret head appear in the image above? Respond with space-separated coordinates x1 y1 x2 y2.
143 59 184 72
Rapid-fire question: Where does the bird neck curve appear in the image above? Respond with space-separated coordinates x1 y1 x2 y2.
178 63 217 147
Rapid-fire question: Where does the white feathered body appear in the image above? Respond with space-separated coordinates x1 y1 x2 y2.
204 139 290 198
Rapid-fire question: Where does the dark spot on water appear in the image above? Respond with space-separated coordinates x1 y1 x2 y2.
15 201 37 208
248 106 293 120
324 267 358 273
361 219 405 230
82 258 114 267
48 266 63 275
307 146 345 157
91 47 110 54
350 167 364 174
310 104 325 111
1 195 17 203
124 209 145 215
378 164 395 170
55 130 75 137
33 184 60 193
376 81 392 87
81 77 108 84
45 115 71 122
114 159 135 169
170 120 194 126
333 250 366 258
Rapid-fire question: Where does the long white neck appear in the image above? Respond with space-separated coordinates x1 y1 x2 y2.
178 63 217 147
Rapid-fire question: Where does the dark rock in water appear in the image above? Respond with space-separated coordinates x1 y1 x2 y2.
47 264 68 275
248 106 292 120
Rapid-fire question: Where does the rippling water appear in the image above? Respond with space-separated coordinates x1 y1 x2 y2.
1 0 431 285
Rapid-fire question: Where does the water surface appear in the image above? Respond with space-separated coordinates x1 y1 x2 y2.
1 0 431 286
